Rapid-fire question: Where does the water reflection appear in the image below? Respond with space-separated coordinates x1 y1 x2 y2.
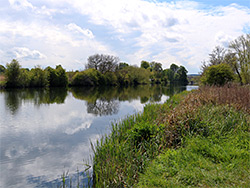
0 85 198 187
3 88 67 114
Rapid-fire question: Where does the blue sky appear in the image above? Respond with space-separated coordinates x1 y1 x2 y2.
0 0 249 73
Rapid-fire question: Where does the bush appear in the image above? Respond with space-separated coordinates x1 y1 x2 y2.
29 67 48 87
201 64 235 86
71 69 103 86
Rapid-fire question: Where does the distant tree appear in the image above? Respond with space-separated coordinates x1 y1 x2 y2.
86 54 119 74
55 65 68 87
118 62 129 70
176 66 188 85
0 65 5 73
141 61 150 69
229 34 250 84
201 64 235 86
5 59 22 87
71 68 103 86
152 62 163 72
45 66 58 86
170 64 179 73
29 67 48 87
165 69 174 83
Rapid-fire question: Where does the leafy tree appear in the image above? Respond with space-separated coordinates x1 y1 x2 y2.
176 66 188 85
5 59 22 87
29 67 48 87
165 69 174 83
86 54 119 74
201 64 235 86
170 64 179 73
141 61 150 69
72 68 103 86
0 65 5 73
229 34 250 84
55 65 68 87
45 66 58 86
118 62 129 70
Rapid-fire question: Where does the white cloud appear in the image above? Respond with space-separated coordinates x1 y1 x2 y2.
12 47 47 59
66 23 94 39
8 0 34 10
1 0 250 72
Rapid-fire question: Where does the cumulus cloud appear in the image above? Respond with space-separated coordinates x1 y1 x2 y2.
12 47 47 60
0 0 250 72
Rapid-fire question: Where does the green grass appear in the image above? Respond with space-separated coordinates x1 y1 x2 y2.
91 85 250 187
92 91 190 187
137 105 250 187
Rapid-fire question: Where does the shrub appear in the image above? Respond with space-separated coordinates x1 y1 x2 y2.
71 69 103 86
201 64 235 86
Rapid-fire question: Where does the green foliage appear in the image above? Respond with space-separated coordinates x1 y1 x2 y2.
29 67 48 87
103 72 117 85
116 66 151 85
5 59 22 88
92 85 249 187
128 122 157 146
201 64 235 86
4 59 68 88
118 62 129 70
45 65 68 87
138 105 250 187
0 64 5 73
71 68 103 86
140 61 150 69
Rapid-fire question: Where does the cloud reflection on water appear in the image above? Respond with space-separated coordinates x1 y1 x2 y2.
0 85 198 187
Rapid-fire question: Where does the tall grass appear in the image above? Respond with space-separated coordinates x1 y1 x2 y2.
91 84 250 187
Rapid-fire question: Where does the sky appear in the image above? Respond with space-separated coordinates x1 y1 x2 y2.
0 0 249 73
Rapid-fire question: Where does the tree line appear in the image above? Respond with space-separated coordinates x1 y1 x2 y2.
200 34 250 86
1 59 68 88
0 56 188 88
71 54 188 87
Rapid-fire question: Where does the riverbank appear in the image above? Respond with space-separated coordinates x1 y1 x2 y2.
92 84 250 187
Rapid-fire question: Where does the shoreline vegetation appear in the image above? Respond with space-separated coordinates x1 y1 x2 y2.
91 84 249 187
0 56 189 90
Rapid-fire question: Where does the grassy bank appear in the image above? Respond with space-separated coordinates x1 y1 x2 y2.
92 84 250 187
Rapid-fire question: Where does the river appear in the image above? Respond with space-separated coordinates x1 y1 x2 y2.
0 85 198 187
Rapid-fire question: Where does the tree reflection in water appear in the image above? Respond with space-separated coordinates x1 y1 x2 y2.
3 88 67 114
2 85 188 115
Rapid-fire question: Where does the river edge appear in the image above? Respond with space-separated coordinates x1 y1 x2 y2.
91 84 250 187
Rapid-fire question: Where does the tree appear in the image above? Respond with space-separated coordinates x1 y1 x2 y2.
5 59 22 87
55 65 68 87
141 61 150 69
170 64 179 73
176 66 188 85
29 67 48 87
201 64 235 86
118 62 129 70
86 54 119 74
0 65 5 73
165 69 174 83
229 34 250 84
201 46 226 73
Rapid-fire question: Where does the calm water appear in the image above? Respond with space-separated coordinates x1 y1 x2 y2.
0 85 198 187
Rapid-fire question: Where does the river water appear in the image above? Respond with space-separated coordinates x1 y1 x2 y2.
0 85 198 187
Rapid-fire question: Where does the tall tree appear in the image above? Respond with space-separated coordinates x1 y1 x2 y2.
86 54 119 74
229 34 250 84
5 59 22 87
